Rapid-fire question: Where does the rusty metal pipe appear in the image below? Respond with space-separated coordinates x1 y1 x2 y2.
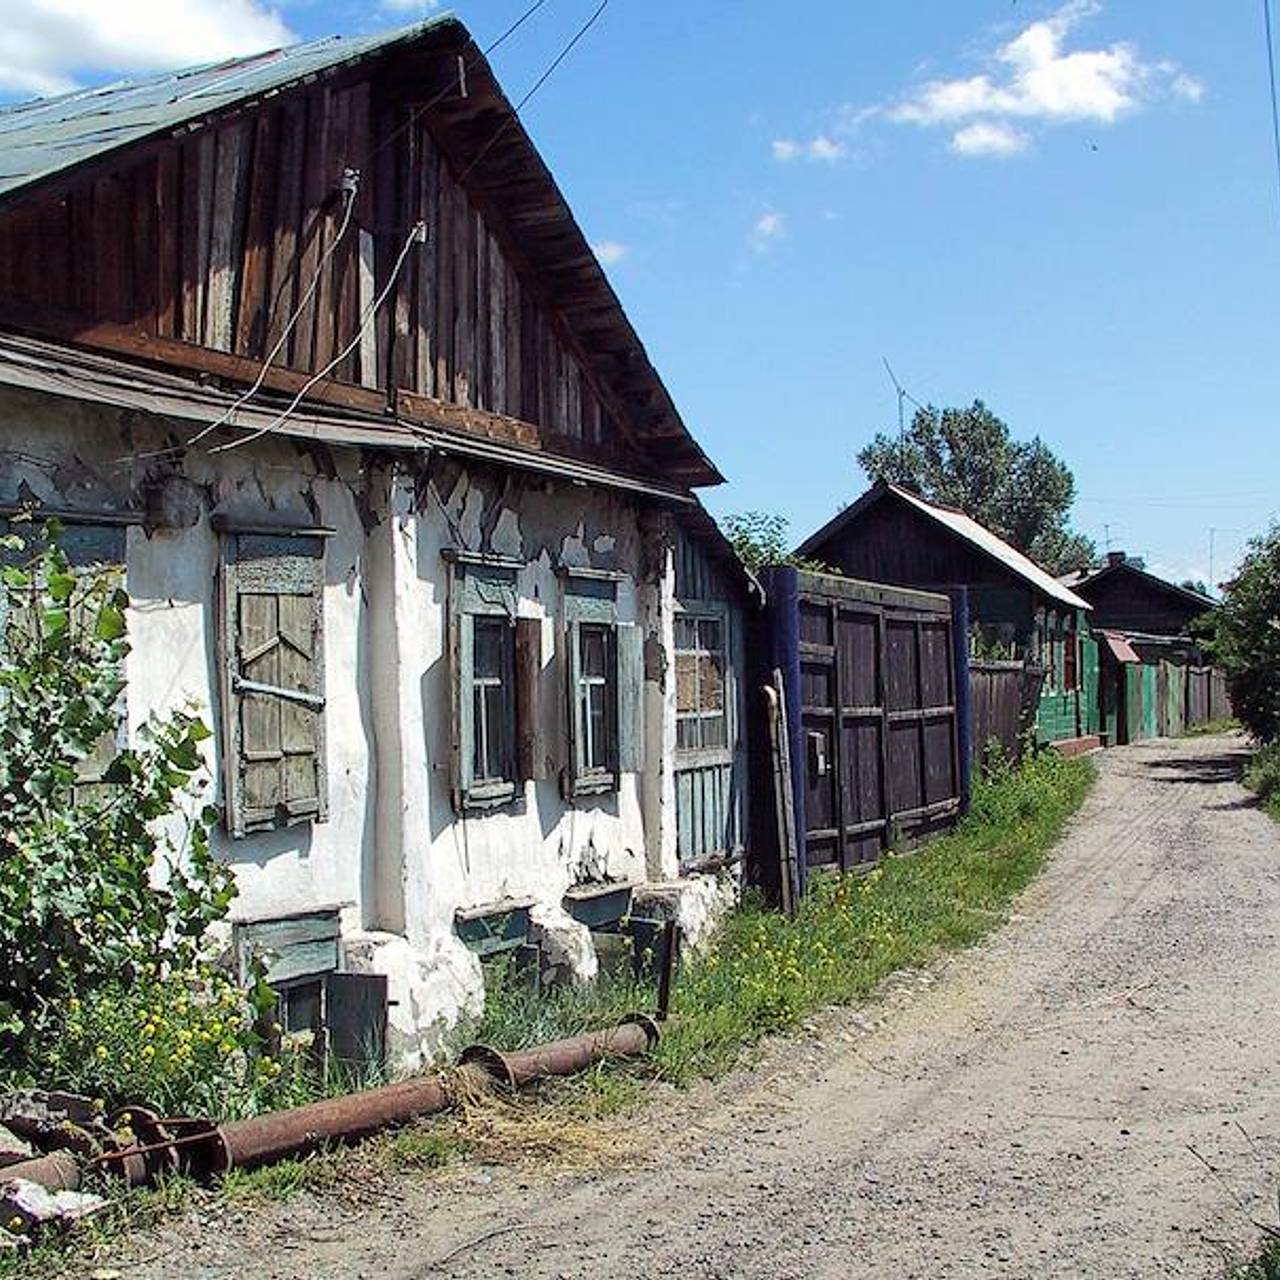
0 1149 81 1191
216 1073 452 1171
462 1014 659 1090
7 1014 659 1188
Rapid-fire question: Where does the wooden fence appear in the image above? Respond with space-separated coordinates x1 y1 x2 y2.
968 659 1046 768
751 568 963 902
1184 665 1231 728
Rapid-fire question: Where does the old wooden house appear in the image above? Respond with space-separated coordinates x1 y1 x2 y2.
0 19 752 1066
795 482 1100 752
1062 554 1223 743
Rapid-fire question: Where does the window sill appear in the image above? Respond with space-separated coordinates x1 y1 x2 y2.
570 771 619 799
460 781 520 812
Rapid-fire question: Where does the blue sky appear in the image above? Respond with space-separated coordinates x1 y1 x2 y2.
7 1 1279 585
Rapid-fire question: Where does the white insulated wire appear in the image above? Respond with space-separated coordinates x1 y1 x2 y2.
209 219 424 455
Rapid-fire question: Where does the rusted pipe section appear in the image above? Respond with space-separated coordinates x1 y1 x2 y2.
7 1014 659 1189
461 1013 659 1090
0 1149 81 1191
216 1073 452 1171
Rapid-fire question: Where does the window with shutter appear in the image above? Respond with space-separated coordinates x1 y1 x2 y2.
562 572 643 798
220 532 327 838
450 558 530 810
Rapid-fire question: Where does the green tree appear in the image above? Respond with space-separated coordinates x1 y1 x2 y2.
0 523 236 1049
857 400 1096 574
721 511 829 573
1205 524 1280 741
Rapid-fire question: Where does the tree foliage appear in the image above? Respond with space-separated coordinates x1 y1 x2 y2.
1205 524 1280 742
721 511 829 573
0 523 239 1052
857 400 1096 574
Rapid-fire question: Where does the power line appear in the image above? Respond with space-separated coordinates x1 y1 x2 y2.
456 0 612 187
1265 0 1280 220
210 220 426 455
369 0 556 162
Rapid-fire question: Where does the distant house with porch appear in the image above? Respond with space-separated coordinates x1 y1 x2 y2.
1061 553 1223 743
795 481 1099 751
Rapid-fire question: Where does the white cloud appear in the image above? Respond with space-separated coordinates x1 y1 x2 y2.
591 240 628 266
379 0 440 12
877 1 1202 157
750 210 785 251
771 134 846 164
950 120 1030 157
0 0 293 98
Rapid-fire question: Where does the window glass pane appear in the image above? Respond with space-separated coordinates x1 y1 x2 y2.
587 683 609 769
483 685 508 779
581 624 608 678
474 617 505 680
698 653 725 713
674 616 698 649
675 652 698 714
701 714 727 750
697 617 722 653
676 716 700 751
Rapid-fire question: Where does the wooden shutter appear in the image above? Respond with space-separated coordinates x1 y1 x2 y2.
221 534 327 838
515 616 544 782
617 621 644 773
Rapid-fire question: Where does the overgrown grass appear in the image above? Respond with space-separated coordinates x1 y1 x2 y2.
1182 717 1240 737
2 750 1092 1276
1244 741 1280 821
475 749 1094 1087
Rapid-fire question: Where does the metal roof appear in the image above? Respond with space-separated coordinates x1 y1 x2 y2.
1097 630 1141 664
797 482 1091 612
0 18 450 201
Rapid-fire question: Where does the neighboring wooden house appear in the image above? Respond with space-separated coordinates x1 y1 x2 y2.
1062 552 1216 637
0 19 749 1066
1063 554 1223 743
795 482 1100 752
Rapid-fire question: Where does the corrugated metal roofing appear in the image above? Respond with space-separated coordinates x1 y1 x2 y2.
887 485 1091 611
0 18 450 201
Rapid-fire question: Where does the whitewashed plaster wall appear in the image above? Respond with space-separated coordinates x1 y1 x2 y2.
0 386 694 1065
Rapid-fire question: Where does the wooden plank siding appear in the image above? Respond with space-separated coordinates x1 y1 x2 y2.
0 77 633 463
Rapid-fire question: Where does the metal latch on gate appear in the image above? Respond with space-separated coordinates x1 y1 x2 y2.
807 730 829 778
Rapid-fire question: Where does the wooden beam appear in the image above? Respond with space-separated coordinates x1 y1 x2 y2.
0 301 389 417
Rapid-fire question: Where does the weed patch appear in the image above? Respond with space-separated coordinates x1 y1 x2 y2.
1244 742 1280 821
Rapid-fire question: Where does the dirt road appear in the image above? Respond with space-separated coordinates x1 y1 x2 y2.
125 734 1280 1279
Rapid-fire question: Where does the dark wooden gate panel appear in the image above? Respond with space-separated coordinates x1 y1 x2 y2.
785 571 960 876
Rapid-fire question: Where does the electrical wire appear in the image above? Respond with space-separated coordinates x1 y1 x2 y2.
121 184 359 464
368 0 555 163
210 220 425 454
1265 0 1280 220
455 0 612 187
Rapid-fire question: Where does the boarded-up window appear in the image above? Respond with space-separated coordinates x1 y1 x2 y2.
219 533 327 838
562 573 642 798
451 561 540 810
675 613 727 753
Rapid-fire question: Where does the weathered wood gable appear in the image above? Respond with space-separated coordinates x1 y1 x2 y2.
0 22 717 485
